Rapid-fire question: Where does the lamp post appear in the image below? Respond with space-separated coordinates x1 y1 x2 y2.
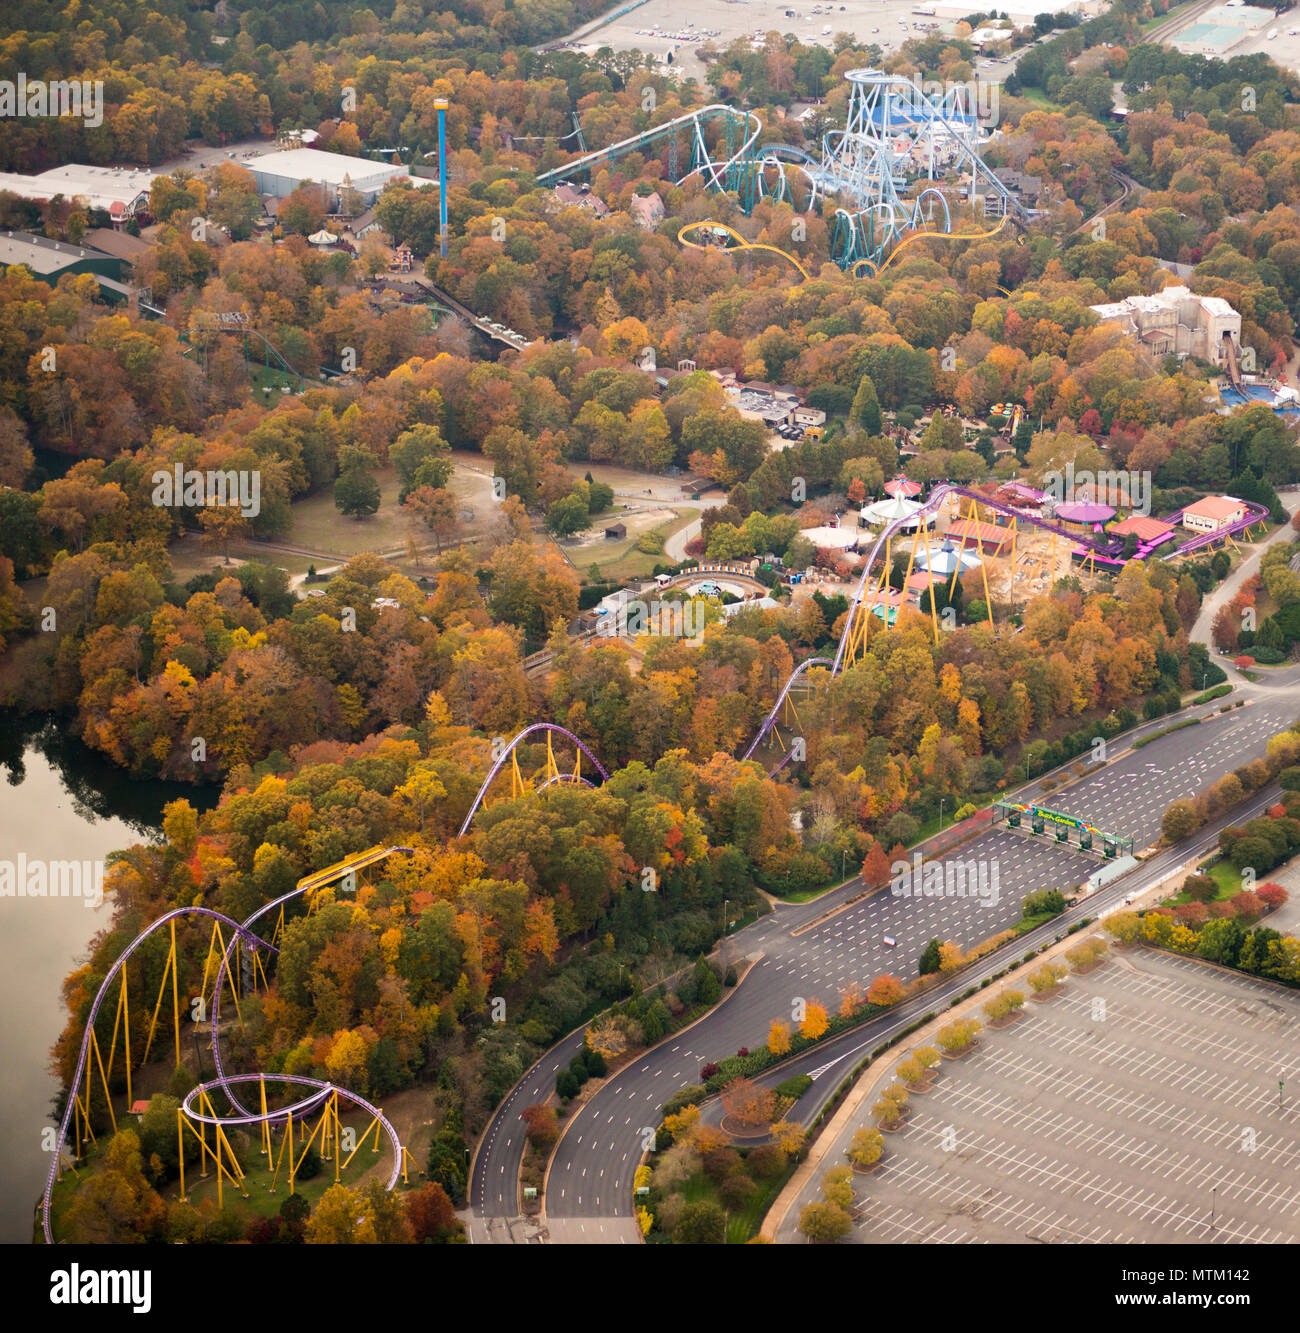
938 798 945 833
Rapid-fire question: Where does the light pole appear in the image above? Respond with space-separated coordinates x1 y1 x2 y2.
721 897 728 974
938 798 945 833
1210 1185 1216 1232
841 848 848 881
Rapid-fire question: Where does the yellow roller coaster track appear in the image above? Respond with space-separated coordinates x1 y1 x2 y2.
678 220 812 282
851 213 1015 279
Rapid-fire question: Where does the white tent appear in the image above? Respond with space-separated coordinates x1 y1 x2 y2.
860 496 931 531
915 540 981 576
307 229 340 246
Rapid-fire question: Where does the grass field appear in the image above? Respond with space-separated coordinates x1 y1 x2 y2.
579 507 699 583
1165 858 1241 906
1140 0 1204 33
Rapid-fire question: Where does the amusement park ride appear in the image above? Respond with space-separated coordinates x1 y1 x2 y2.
47 480 1262 1236
535 69 1029 273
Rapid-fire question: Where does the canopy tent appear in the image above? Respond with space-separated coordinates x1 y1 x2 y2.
860 496 931 531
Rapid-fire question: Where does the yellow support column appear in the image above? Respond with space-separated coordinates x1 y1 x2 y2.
170 918 181 1068
949 502 974 596
89 1030 117 1134
260 1077 271 1159
1009 518 1018 611
177 1108 187 1203
979 537 995 633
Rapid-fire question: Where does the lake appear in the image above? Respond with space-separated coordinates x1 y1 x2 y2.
0 714 217 1243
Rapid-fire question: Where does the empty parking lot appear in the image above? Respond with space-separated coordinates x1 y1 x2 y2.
780 948 1300 1243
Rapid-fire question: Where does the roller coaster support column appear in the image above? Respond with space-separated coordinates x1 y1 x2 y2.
1009 517 1018 609
907 520 940 645
141 918 183 1070
948 499 974 597
437 98 450 260
977 529 995 632
106 974 132 1113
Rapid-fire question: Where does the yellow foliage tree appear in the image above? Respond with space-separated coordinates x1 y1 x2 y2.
800 1000 829 1041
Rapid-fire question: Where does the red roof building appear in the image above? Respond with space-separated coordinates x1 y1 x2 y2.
946 518 1012 553
1110 514 1175 542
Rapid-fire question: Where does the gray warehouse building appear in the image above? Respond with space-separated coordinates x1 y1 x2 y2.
245 147 410 207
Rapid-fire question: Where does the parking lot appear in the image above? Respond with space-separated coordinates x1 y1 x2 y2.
565 0 1021 80
780 949 1300 1243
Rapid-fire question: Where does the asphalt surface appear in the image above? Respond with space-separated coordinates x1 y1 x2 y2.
471 571 1300 1232
777 948 1300 1243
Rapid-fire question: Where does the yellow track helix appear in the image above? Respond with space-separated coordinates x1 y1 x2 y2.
677 220 812 283
851 213 1012 279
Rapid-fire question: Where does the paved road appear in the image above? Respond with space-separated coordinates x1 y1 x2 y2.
473 674 1300 1228
1190 488 1299 648
539 749 1294 1227
472 527 1300 1235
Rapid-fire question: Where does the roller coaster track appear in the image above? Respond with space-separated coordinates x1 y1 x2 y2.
678 220 811 282
43 845 412 1243
536 70 1021 273
534 104 761 195
456 722 611 836
848 210 1010 278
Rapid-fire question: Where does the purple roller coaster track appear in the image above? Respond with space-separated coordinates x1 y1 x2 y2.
456 722 611 836
42 851 413 1244
47 484 1267 1240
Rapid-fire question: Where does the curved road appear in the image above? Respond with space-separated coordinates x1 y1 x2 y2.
472 516 1300 1240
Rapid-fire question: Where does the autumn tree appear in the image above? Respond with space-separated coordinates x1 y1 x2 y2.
847 1127 884 1169
799 1199 851 1242
405 1182 460 1243
720 1076 777 1129
799 999 829 1041
865 974 904 1006
520 1102 561 1151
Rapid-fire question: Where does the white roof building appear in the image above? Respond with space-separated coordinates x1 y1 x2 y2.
1089 286 1241 368
0 163 156 219
245 148 409 204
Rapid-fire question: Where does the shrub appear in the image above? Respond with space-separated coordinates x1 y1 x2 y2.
775 1074 813 1100
676 1200 727 1245
719 1175 757 1209
661 1085 707 1117
847 1127 884 1169
747 1143 788 1179
702 1147 743 1183
1026 962 1068 992
799 1200 852 1243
